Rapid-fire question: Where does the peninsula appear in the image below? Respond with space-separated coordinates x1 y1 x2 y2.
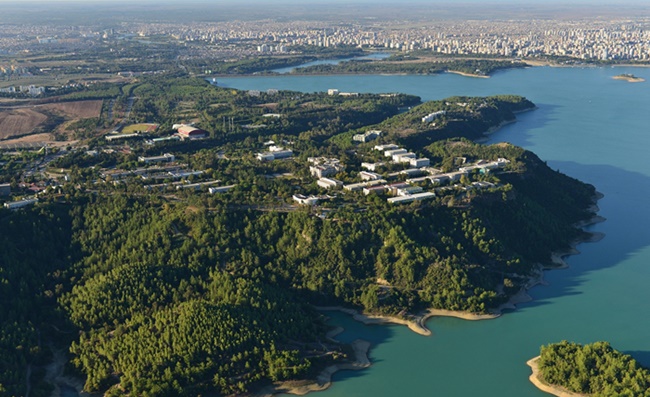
528 341 650 396
0 72 598 397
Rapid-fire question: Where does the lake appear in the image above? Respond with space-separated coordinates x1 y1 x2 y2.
216 65 650 396
270 52 390 74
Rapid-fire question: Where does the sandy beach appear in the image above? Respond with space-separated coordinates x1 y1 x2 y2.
446 70 490 78
527 357 589 397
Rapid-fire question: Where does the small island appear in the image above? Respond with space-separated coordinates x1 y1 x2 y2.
528 341 650 396
612 73 645 82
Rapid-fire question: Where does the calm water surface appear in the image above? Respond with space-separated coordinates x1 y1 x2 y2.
217 66 650 396
270 52 390 74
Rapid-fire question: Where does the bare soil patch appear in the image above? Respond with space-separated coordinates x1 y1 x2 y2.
0 109 48 139
0 100 102 141
40 100 102 118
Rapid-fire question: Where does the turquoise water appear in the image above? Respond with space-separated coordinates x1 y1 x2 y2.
217 66 650 396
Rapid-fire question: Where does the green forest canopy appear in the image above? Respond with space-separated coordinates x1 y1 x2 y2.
538 341 650 396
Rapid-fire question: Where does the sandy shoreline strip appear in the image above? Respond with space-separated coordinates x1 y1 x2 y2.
612 75 645 82
446 70 490 78
527 356 589 397
257 339 371 397
315 306 497 337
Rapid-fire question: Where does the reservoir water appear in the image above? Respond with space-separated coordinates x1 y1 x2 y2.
216 66 650 396
270 52 390 74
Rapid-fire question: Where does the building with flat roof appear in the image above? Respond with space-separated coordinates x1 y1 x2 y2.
353 130 382 143
317 177 343 189
257 149 293 161
138 153 175 164
293 194 319 205
359 171 382 181
422 111 446 123
363 185 386 195
4 198 38 210
0 183 10 196
393 152 416 163
374 143 399 151
209 185 236 194
387 192 436 204
410 158 431 168
176 180 221 191
343 179 387 192
361 162 384 171
385 148 407 158
105 133 141 142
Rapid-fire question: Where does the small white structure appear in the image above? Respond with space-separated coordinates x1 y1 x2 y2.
410 158 431 168
384 148 407 158
422 111 446 123
363 185 386 195
361 162 384 172
393 152 416 163
387 192 435 204
293 194 319 205
344 179 387 192
4 198 38 210
138 153 175 164
397 186 424 196
257 149 293 161
359 171 382 181
353 130 382 143
317 178 343 189
374 144 399 151
176 180 221 191
327 89 339 96
209 185 236 194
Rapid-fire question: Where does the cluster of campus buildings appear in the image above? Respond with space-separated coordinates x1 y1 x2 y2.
295 142 510 205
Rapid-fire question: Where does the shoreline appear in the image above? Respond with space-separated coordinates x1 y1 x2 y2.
316 192 605 336
499 192 605 313
612 75 645 83
475 105 537 143
445 70 490 78
256 339 371 397
315 306 498 337
527 356 589 397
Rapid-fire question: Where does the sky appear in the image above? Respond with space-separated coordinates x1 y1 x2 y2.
0 0 647 3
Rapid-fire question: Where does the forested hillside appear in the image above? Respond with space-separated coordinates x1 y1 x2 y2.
537 341 650 396
1 141 596 396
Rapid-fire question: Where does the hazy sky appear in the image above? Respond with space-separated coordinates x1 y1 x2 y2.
0 0 647 3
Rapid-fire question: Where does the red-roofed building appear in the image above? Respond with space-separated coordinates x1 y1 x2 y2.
177 125 207 139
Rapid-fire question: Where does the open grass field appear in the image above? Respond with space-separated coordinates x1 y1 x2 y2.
122 123 159 133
